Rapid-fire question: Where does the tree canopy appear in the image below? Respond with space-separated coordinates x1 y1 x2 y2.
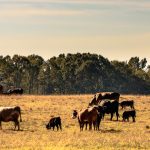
0 53 150 94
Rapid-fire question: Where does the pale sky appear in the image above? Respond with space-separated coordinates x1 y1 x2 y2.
0 0 150 63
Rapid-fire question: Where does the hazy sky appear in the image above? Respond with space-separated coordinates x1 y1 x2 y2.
0 0 150 62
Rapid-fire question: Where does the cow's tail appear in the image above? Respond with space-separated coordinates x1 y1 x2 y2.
15 106 22 122
19 109 22 122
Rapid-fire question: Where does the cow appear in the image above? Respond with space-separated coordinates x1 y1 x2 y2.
89 92 120 106
120 100 134 109
101 100 119 121
46 116 62 131
89 95 97 106
72 107 101 131
93 105 104 130
122 110 136 122
97 92 120 103
7 88 23 95
0 85 3 94
0 106 22 130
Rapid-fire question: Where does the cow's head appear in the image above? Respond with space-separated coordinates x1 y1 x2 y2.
46 123 51 129
72 110 78 119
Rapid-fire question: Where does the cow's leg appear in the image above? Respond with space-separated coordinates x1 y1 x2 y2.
116 111 119 121
89 122 92 130
93 121 98 130
56 125 59 131
102 113 105 120
82 123 84 131
132 117 135 122
79 122 83 131
14 121 20 130
0 121 2 130
85 122 88 130
59 124 62 130
110 113 113 120
127 117 129 122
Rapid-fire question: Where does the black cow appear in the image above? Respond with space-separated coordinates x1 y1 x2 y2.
7 88 23 95
89 92 120 106
120 100 134 109
122 110 136 122
102 100 119 121
46 116 62 131
97 92 120 103
0 85 3 94
93 106 104 130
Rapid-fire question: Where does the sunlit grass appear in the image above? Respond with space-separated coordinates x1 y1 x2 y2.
0 95 150 149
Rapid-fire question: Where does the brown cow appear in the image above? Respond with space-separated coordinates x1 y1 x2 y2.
0 106 22 130
72 107 99 131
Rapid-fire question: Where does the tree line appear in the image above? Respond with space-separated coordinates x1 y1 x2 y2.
0 53 150 94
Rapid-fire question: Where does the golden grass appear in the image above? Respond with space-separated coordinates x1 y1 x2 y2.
0 95 150 150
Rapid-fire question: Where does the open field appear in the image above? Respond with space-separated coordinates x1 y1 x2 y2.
0 95 150 150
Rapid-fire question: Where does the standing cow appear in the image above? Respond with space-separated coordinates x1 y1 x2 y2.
0 106 22 130
120 100 134 109
89 92 120 106
101 100 119 121
122 110 136 122
72 107 101 131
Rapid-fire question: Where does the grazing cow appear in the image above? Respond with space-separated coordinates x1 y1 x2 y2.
46 116 62 131
89 95 97 106
120 100 134 109
72 107 99 131
102 100 119 121
0 106 22 130
122 110 136 122
7 88 23 95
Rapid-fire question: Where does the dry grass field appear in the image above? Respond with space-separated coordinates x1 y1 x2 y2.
0 95 150 150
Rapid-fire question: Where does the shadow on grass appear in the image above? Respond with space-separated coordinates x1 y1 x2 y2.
100 128 122 133
1 128 35 133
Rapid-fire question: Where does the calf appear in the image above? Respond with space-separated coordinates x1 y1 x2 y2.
122 110 136 122
120 100 134 109
46 116 62 131
0 106 22 130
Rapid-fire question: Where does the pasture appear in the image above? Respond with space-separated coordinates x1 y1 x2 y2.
0 95 150 150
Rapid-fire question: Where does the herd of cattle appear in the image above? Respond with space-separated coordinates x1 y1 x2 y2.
0 92 136 131
71 92 136 131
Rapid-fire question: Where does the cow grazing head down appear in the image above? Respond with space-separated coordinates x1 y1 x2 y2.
0 106 22 130
46 116 62 131
72 110 78 119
